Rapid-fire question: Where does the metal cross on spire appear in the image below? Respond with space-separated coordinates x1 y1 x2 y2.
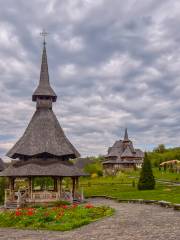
40 29 48 46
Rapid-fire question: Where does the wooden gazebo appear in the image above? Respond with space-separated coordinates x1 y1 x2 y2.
0 38 86 208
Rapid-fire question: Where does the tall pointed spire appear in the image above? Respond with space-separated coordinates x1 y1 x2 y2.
6 37 80 160
124 128 129 142
32 38 57 102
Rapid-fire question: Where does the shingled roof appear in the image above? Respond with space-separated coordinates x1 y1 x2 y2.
7 109 80 158
121 145 134 158
6 43 80 160
104 128 144 163
0 158 86 177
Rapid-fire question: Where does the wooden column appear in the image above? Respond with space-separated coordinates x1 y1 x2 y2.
72 177 76 200
54 177 57 192
57 177 63 199
9 177 15 191
9 177 15 201
60 177 62 198
28 177 32 199
76 177 79 190
31 177 33 199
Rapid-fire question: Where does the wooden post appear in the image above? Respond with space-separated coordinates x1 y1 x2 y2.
4 189 7 208
9 177 14 191
54 177 57 192
28 177 32 200
76 177 79 190
60 177 62 199
31 177 33 199
57 178 59 199
9 177 15 201
72 177 76 201
57 177 62 199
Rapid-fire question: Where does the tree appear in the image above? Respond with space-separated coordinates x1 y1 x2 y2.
138 152 155 190
153 144 166 153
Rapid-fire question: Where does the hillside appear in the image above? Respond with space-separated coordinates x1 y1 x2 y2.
148 146 180 166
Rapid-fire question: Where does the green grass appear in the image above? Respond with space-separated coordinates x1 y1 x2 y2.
80 169 180 204
127 168 180 182
0 204 114 231
83 183 180 203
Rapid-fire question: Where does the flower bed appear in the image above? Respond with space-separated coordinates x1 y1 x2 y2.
0 203 114 231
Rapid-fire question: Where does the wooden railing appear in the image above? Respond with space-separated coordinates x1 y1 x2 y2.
32 191 58 201
5 189 15 202
4 188 84 206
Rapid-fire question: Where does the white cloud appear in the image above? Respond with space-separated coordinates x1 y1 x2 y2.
54 34 85 52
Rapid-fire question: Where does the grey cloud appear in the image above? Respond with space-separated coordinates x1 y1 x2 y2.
0 0 180 158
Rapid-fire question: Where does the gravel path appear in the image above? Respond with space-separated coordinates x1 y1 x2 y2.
0 198 179 240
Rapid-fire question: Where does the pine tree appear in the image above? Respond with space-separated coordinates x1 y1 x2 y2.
138 152 155 190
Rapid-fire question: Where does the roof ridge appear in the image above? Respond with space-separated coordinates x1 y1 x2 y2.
121 145 134 157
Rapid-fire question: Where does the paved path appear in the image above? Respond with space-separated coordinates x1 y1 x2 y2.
0 198 180 240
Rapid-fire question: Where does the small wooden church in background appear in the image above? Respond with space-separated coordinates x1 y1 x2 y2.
103 129 144 175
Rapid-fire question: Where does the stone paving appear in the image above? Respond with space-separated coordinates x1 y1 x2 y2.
0 198 179 240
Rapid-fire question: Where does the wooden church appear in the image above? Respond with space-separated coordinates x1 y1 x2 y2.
103 129 144 175
0 36 86 207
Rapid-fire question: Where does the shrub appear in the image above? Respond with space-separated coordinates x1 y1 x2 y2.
138 152 155 190
84 161 103 176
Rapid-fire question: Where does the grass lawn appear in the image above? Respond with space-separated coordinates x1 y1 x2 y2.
128 168 180 182
0 203 114 231
80 169 180 204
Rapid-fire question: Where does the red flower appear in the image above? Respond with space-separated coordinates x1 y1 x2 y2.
85 203 94 209
72 203 78 208
15 210 21 216
62 205 68 209
27 209 34 216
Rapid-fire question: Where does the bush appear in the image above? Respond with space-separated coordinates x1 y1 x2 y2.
138 152 155 190
84 161 103 176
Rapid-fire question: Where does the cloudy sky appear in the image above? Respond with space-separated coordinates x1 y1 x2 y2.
1 0 180 159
